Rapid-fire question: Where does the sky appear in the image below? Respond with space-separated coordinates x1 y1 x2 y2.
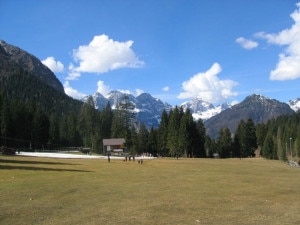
1 0 300 106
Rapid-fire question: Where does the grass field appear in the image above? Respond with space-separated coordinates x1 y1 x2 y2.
1 155 300 225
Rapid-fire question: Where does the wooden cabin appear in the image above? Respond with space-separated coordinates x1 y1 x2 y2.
102 138 126 155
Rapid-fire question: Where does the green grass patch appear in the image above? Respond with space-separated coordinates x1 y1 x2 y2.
0 156 300 225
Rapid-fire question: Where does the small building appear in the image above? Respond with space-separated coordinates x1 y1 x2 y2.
102 138 126 155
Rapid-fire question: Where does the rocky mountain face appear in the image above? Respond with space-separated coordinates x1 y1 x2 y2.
204 94 295 138
85 91 172 128
0 40 64 93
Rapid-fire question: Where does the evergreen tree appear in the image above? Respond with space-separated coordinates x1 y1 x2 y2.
217 127 232 158
276 127 286 160
128 126 138 154
111 95 136 141
234 119 257 158
48 113 60 146
157 109 169 156
0 97 12 145
262 132 276 159
147 127 158 156
78 98 96 149
137 123 149 154
167 106 182 157
205 135 216 158
195 119 206 157
31 109 50 149
234 120 246 158
178 109 193 157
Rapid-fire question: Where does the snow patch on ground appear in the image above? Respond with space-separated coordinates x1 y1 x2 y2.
18 152 154 160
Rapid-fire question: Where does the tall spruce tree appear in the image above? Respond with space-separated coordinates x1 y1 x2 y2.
147 127 158 156
234 119 257 158
178 109 193 157
262 132 276 159
137 123 149 154
157 109 169 156
167 106 182 157
217 127 232 158
195 119 206 157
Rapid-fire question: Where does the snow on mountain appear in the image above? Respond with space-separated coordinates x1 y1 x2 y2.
86 91 171 128
288 98 300 112
85 91 300 130
181 97 232 121
106 90 137 110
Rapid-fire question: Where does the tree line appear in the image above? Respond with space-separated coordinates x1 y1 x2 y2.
1 89 300 160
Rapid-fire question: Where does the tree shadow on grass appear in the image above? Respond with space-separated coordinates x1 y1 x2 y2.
0 164 92 172
0 158 81 166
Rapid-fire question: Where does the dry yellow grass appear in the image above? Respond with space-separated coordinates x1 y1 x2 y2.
0 156 300 225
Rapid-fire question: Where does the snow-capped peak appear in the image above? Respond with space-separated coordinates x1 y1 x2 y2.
181 98 232 121
288 98 300 112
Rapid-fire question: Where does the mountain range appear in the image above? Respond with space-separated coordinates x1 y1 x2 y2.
86 90 298 137
1 40 299 139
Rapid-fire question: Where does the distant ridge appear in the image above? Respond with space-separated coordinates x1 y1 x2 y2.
204 94 295 138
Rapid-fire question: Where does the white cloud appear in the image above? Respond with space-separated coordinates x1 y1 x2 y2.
135 89 144 96
162 86 170 91
65 64 81 80
177 63 238 103
118 89 132 95
236 37 259 50
70 34 144 77
97 80 111 96
255 2 300 80
64 81 87 99
42 56 64 73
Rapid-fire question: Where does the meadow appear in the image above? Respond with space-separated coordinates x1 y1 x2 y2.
0 155 300 225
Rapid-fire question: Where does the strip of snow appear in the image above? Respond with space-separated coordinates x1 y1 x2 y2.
18 152 154 160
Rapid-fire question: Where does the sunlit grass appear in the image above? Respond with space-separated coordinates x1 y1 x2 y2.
0 156 299 225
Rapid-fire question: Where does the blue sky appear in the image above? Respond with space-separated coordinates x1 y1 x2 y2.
1 0 300 105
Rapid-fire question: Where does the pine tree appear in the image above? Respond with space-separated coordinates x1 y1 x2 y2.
178 109 193 157
167 106 182 157
137 123 149 154
31 108 50 149
245 118 257 157
262 132 276 159
147 127 158 156
276 127 286 160
157 109 169 156
77 98 97 150
195 119 206 157
217 127 232 158
234 119 257 158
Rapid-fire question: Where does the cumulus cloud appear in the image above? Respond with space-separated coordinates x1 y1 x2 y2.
236 37 258 50
255 2 300 80
177 63 238 103
64 81 87 99
65 64 81 80
97 80 111 96
162 86 170 91
70 34 144 78
135 89 144 96
117 89 132 95
42 56 64 73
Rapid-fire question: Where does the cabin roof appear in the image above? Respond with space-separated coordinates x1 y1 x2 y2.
103 138 125 146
